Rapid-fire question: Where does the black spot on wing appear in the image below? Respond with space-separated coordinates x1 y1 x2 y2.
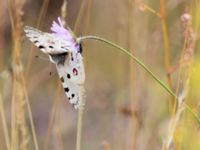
34 40 39 44
49 45 53 48
60 77 64 82
39 45 45 49
64 87 69 92
71 93 75 98
67 74 71 79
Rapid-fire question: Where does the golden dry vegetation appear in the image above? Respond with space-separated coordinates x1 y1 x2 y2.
0 0 200 150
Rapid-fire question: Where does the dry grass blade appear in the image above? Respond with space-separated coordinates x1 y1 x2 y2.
44 82 61 150
8 0 28 149
162 81 189 150
61 0 67 25
128 0 138 149
0 94 10 150
74 1 91 150
21 75 39 150
2 1 200 149
76 106 84 150
159 0 174 113
162 11 196 150
8 0 39 150
73 0 88 34
83 0 92 35
25 0 50 77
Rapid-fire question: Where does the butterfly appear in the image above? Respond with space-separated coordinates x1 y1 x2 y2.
24 21 85 109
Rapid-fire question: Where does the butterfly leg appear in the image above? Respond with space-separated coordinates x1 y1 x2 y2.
35 55 50 61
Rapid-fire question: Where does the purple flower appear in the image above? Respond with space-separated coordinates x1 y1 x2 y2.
51 17 80 52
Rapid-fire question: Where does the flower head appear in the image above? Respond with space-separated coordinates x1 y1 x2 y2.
51 17 80 52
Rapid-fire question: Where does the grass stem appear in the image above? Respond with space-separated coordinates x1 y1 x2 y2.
76 107 84 150
0 95 10 150
159 0 174 113
78 35 200 125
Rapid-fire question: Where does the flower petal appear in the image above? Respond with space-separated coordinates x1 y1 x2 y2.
50 17 80 52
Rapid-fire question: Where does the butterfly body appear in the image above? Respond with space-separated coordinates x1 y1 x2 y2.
24 25 85 109
49 52 69 65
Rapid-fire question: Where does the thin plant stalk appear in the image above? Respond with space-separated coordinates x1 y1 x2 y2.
75 1 91 149
61 0 67 23
159 0 174 112
164 11 196 149
167 34 188 150
10 72 17 150
173 35 188 114
78 35 200 125
141 3 161 18
8 0 39 149
79 36 175 97
44 82 61 150
25 0 50 77
54 126 64 150
128 0 137 149
76 107 84 150
8 0 28 149
140 2 173 100
0 95 10 150
21 76 39 150
73 0 88 34
83 0 92 35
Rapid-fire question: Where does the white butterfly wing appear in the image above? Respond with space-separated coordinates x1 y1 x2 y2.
56 55 85 109
65 51 85 84
24 25 85 109
24 26 72 54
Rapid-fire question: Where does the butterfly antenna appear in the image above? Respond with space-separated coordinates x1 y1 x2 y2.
48 63 54 76
35 55 54 76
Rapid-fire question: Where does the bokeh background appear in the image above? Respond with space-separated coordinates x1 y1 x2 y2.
0 0 200 150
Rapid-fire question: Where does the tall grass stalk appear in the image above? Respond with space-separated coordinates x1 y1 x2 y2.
21 75 39 150
61 0 67 24
168 31 188 150
0 94 10 150
74 1 91 150
73 0 88 34
8 0 28 149
44 82 61 150
25 0 50 77
138 2 161 18
8 0 39 149
76 106 84 150
159 0 174 113
128 0 137 149
163 10 196 150
83 0 92 35
0 2 6 71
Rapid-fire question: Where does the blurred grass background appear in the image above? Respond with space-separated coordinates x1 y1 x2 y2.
0 0 200 150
